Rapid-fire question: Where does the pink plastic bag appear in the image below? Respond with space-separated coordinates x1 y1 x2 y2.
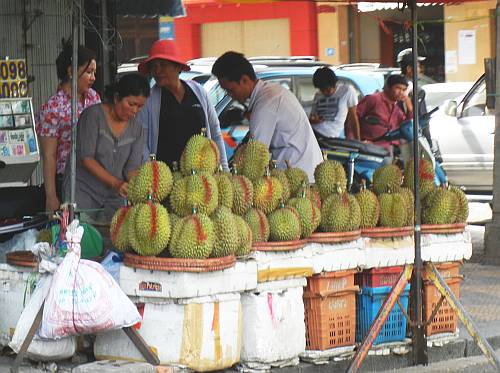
39 221 140 339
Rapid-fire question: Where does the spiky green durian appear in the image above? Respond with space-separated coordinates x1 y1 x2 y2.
267 205 302 241
355 187 380 229
110 206 132 252
270 161 291 202
449 186 468 223
287 194 321 238
314 159 348 199
129 202 170 256
285 162 309 196
215 170 234 209
171 161 183 183
403 159 436 200
398 187 415 226
231 173 254 216
169 210 214 259
210 206 239 257
232 139 270 182
169 172 219 217
129 160 173 204
169 212 181 229
180 133 220 176
320 192 361 232
234 215 253 256
378 192 407 228
422 188 458 225
253 174 284 214
373 164 402 196
244 207 270 243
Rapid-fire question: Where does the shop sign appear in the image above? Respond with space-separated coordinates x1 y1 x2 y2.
0 59 28 98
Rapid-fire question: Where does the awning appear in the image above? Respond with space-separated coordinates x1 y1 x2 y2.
357 2 444 11
116 0 186 17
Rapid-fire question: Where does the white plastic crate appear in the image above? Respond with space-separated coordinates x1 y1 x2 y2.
94 293 242 372
308 238 364 273
252 247 313 283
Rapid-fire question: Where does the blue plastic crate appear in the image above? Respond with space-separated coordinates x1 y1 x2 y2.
356 284 410 345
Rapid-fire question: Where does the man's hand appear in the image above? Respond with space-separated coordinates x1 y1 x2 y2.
309 113 322 124
46 195 60 215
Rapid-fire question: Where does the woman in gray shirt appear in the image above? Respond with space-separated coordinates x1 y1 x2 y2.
63 73 150 221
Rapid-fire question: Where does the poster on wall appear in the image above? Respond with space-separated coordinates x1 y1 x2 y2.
458 30 476 65
0 59 29 98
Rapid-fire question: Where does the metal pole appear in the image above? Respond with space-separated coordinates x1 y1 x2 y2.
69 0 79 221
409 0 428 365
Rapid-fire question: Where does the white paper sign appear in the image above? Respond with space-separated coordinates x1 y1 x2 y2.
458 30 476 65
445 50 458 73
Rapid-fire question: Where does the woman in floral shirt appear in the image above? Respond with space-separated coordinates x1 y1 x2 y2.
35 41 101 213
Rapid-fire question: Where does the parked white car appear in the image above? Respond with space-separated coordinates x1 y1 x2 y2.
429 75 494 192
422 81 474 112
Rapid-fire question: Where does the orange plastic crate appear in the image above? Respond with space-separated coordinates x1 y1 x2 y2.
306 269 357 294
422 261 461 281
304 286 358 350
424 278 461 336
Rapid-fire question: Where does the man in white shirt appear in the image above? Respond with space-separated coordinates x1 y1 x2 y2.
211 51 323 182
309 67 360 140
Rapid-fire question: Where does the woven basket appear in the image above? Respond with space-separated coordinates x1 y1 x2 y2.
361 226 414 238
309 230 361 244
6 251 37 268
252 239 307 252
123 253 236 272
421 223 466 234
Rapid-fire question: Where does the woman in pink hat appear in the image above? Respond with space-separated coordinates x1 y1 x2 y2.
137 40 228 170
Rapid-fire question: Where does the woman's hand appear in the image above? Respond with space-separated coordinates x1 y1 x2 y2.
46 195 61 214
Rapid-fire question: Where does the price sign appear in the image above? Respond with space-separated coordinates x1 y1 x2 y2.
0 59 28 98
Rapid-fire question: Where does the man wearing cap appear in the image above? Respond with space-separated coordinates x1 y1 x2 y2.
137 40 228 170
211 51 323 182
356 74 412 155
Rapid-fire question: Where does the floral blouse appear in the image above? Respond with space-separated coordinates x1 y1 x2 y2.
35 88 101 174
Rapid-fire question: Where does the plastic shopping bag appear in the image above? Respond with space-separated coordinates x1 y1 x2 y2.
39 220 140 339
9 276 76 361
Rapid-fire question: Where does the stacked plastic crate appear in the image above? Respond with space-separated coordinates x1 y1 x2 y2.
355 266 410 345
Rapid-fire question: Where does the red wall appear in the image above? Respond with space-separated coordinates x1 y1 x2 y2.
174 1 318 61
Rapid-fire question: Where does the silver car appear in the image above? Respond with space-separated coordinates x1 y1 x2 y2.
430 74 494 192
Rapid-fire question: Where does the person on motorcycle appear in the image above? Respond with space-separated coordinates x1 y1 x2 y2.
309 67 361 140
356 74 412 158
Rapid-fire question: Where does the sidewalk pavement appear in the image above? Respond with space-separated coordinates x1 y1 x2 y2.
1 224 500 372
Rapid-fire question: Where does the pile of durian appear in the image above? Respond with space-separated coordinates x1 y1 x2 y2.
356 158 469 228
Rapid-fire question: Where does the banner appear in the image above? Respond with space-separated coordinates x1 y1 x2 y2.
0 59 28 98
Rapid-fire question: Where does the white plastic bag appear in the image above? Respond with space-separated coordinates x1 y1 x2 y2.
39 220 140 339
9 276 76 361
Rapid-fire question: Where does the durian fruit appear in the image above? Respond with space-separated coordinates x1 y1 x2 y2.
210 207 239 257
285 161 309 196
172 161 183 183
378 192 407 228
180 132 220 176
169 212 181 230
303 184 322 210
270 160 291 202
449 186 469 223
129 202 170 256
422 188 458 225
314 159 348 200
287 192 321 238
232 139 270 182
253 171 284 214
110 206 133 252
355 185 380 229
215 169 234 209
170 171 219 217
403 159 436 200
129 159 173 204
169 209 214 259
399 187 415 226
267 204 302 241
231 172 254 216
234 215 253 256
36 229 52 244
320 192 361 232
244 207 270 243
373 164 403 196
